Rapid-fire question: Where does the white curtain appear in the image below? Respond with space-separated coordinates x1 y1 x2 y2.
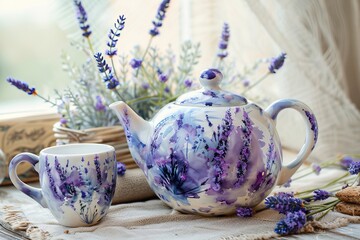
190 0 360 161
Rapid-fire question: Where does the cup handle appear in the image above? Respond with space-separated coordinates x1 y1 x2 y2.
265 99 318 185
9 153 47 208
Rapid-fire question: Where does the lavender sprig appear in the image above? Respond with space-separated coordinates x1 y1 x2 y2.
106 15 126 57
311 163 321 175
149 0 171 37
94 52 119 89
135 0 171 78
94 52 127 103
340 156 355 169
130 58 142 69
236 207 253 217
117 162 126 176
241 52 287 95
6 77 56 106
73 0 94 54
349 161 360 175
7 78 36 95
105 15 126 83
265 192 305 214
274 210 306 235
217 23 230 60
313 189 331 201
95 96 106 112
269 52 287 74
74 0 91 38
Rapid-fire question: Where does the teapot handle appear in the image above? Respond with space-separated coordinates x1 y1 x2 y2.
265 99 318 185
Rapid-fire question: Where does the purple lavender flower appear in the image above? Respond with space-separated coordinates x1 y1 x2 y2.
313 189 331 201
159 74 168 82
242 78 250 87
157 69 168 83
283 178 292 188
217 23 230 59
142 83 150 90
268 52 286 73
305 110 318 147
164 86 170 93
234 111 253 187
236 207 253 217
60 117 68 125
94 52 119 89
95 96 106 111
129 58 142 69
45 157 61 200
349 161 360 175
340 156 355 169
54 157 66 181
149 0 170 36
274 210 306 235
6 77 36 95
265 192 305 214
94 155 102 185
106 15 126 57
73 0 91 38
184 79 192 88
209 110 233 192
311 163 321 175
155 148 204 202
117 162 126 176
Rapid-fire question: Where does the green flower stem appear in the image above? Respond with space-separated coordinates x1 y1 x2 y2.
64 104 77 129
292 171 318 182
86 37 95 56
110 57 120 83
295 156 343 176
307 199 341 219
166 93 181 103
113 89 126 102
135 36 154 78
139 64 158 93
295 172 350 196
84 83 101 127
241 72 271 95
217 57 224 70
35 93 57 106
316 208 332 221
67 90 97 127
127 95 162 105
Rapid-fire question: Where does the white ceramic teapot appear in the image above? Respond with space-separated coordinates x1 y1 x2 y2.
110 69 318 216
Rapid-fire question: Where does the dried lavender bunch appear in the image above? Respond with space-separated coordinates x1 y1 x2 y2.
6 1 285 131
258 154 360 236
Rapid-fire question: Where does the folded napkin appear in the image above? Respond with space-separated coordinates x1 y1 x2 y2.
112 168 156 204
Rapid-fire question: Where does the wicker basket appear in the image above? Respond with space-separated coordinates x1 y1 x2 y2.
53 122 138 169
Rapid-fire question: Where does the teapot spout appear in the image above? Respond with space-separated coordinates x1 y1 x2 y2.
109 101 151 168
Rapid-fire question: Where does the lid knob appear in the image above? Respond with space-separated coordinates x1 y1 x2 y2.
200 69 223 90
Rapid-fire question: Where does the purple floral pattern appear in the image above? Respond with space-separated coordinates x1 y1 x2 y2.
118 103 282 215
110 70 317 216
41 152 116 225
304 110 318 148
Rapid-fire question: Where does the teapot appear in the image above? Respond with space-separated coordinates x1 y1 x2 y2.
110 69 318 216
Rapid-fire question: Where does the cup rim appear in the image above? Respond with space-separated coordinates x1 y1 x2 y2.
40 143 115 156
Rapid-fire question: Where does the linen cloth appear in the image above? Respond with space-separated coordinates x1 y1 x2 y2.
1 151 360 240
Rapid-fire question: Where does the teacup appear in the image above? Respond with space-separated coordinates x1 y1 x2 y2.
9 143 117 227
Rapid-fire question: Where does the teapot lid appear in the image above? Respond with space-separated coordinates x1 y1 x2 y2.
175 69 248 107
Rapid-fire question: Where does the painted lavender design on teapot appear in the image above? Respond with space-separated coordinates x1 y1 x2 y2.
110 69 318 216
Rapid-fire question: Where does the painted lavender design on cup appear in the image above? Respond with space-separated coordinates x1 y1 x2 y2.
110 68 318 216
9 144 116 227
